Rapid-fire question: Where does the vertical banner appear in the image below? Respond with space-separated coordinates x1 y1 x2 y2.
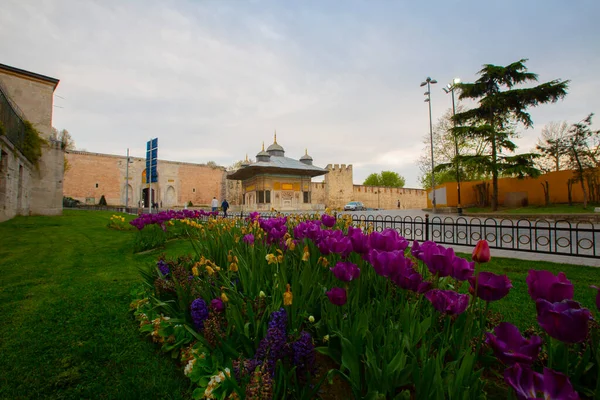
145 138 158 212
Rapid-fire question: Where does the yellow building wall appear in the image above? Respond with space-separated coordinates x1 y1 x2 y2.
427 170 588 208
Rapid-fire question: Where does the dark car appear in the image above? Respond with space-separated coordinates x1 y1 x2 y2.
344 201 365 211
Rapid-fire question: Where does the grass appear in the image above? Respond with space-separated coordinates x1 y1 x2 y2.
1 210 599 398
465 203 600 214
0 210 196 399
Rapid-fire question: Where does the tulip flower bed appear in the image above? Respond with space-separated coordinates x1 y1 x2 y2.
130 209 219 252
130 211 600 399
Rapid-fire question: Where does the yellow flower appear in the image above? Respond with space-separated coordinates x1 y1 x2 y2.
318 256 329 268
192 266 199 276
286 237 295 251
276 249 283 255
283 284 293 306
221 292 229 303
302 246 310 262
227 251 233 263
277 255 284 263
323 335 330 342
206 266 215 275
308 316 315 323
229 262 238 272
259 291 266 298
266 254 277 264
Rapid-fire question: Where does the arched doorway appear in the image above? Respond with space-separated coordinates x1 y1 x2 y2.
166 186 176 207
142 188 155 207
122 184 133 206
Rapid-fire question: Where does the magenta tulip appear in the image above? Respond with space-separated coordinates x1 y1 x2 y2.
469 272 512 302
485 322 542 365
326 287 347 306
526 270 573 303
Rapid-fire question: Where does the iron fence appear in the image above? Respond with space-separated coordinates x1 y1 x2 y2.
228 211 599 259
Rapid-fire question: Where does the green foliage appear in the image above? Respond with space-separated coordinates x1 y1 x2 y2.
188 200 194 207
98 195 107 206
363 171 406 187
453 59 569 210
22 120 46 166
565 114 600 207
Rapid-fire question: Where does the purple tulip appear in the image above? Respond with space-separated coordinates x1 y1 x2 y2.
330 261 361 282
485 323 542 365
211 298 225 312
321 214 336 228
323 231 353 258
504 364 580 400
451 257 475 281
425 289 470 315
369 229 409 252
419 243 456 278
326 287 347 306
390 266 430 294
591 285 600 311
369 249 411 278
348 226 370 254
469 272 512 302
536 299 592 343
526 270 574 303
243 234 255 245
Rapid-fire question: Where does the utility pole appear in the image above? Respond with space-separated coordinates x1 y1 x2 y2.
125 148 130 211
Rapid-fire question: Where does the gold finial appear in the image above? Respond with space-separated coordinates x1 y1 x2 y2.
305 148 308 155
262 142 265 151
245 153 248 161
274 130 277 144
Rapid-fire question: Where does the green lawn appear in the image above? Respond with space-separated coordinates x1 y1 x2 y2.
0 210 195 399
0 210 599 399
465 203 600 214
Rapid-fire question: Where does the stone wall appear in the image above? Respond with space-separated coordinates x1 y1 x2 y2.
64 151 226 207
0 68 55 139
324 164 354 209
352 185 427 209
0 136 33 222
0 64 63 221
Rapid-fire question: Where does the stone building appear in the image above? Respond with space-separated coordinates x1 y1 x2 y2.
227 136 329 211
63 136 428 211
64 150 226 208
0 63 64 222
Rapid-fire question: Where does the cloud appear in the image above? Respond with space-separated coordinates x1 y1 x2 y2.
1 0 599 189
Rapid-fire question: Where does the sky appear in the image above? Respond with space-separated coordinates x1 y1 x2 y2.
1 0 599 188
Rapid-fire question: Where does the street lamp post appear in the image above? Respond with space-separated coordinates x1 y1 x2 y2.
443 78 462 215
421 77 438 213
125 148 131 211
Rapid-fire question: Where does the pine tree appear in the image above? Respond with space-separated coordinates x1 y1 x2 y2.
452 59 568 210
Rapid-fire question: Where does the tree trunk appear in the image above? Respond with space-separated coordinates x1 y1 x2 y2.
541 181 550 206
567 179 573 206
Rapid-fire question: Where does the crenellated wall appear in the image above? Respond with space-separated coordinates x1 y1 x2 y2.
352 185 427 210
324 164 354 209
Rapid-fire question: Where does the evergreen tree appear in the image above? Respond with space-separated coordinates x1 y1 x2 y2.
452 59 568 210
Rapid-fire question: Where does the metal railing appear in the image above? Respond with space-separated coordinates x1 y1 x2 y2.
223 211 599 259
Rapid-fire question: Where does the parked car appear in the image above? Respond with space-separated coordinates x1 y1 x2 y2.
344 201 365 211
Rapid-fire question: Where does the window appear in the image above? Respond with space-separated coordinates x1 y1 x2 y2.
193 188 196 193
257 190 271 204
95 183 99 188
303 191 310 203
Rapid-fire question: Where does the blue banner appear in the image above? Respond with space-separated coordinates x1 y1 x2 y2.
145 138 158 183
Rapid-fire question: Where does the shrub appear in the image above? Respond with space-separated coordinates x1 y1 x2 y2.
188 201 193 207
22 121 46 167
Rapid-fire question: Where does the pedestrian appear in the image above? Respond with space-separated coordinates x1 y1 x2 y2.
221 198 229 217
211 196 219 212
397 200 401 208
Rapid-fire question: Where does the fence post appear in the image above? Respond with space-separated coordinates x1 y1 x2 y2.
240 211 243 219
425 213 430 241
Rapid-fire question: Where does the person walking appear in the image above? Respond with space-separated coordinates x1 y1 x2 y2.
221 199 230 217
211 196 219 212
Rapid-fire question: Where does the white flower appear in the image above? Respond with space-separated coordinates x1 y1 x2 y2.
184 358 196 376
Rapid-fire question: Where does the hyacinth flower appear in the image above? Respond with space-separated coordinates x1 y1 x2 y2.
190 298 209 331
292 331 316 378
504 363 580 400
526 270 574 303
326 287 347 306
330 261 360 282
369 229 409 252
472 240 491 263
469 272 512 302
485 322 543 365
251 308 288 375
157 259 170 276
425 289 470 315
320 214 336 228
536 299 592 343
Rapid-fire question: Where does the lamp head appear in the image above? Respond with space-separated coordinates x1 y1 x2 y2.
424 98 430 103
430 79 437 84
420 81 427 87
424 91 430 96
453 77 461 84
443 87 449 93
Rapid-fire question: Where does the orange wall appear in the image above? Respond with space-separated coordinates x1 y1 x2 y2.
427 170 587 208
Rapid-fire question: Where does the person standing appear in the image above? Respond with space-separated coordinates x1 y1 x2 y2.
221 199 229 217
211 196 219 212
